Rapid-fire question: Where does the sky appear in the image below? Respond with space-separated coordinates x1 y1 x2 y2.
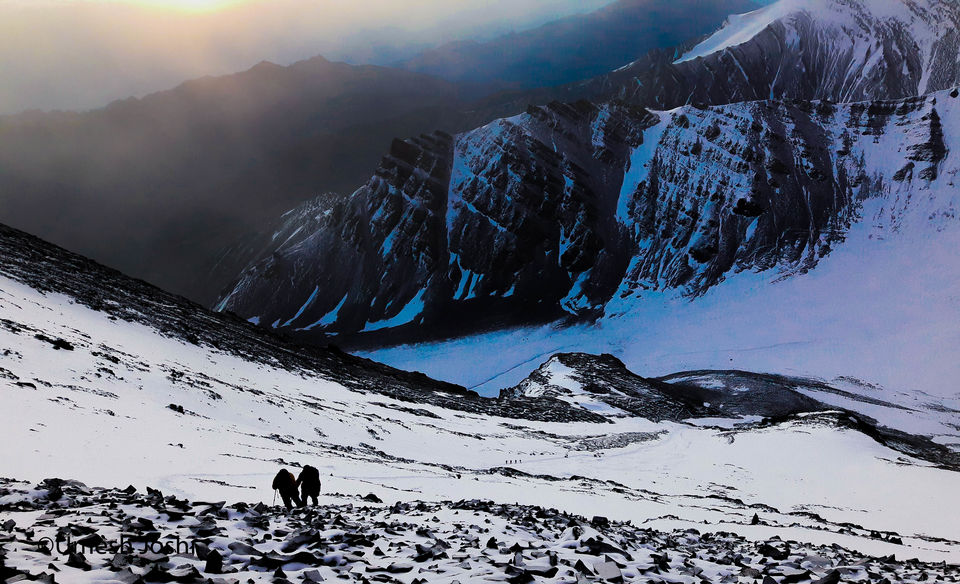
0 0 613 114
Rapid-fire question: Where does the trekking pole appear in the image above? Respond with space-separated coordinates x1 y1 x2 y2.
273 489 277 506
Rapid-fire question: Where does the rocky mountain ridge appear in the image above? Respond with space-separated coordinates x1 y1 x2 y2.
498 353 960 469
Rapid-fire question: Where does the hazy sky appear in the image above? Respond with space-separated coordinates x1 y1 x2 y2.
0 0 613 114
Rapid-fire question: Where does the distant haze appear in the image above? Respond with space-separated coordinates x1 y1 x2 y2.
0 0 613 114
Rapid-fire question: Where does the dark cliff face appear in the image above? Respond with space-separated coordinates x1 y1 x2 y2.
617 93 953 296
219 101 657 338
617 100 855 296
217 132 455 333
219 88 956 343
445 102 655 316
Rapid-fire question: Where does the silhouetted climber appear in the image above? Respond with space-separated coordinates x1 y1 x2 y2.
272 468 302 510
297 464 321 506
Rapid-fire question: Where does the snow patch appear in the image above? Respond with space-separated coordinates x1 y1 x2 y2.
362 289 426 332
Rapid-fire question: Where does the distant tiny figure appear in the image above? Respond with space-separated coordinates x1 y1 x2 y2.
296 464 322 506
272 468 302 510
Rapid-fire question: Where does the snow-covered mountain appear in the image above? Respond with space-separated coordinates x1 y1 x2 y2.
559 0 960 109
2 222 960 570
219 87 959 344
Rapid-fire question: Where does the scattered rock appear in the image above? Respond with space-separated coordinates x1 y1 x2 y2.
813 570 842 584
593 561 622 582
590 516 610 529
0 480 954 584
204 550 222 574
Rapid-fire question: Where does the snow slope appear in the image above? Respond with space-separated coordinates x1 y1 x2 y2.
2 225 960 562
675 3 792 64
365 201 960 408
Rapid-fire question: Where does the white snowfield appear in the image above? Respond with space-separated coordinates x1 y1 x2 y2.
1 271 959 563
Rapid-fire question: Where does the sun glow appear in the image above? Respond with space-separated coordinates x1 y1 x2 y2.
113 0 249 12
